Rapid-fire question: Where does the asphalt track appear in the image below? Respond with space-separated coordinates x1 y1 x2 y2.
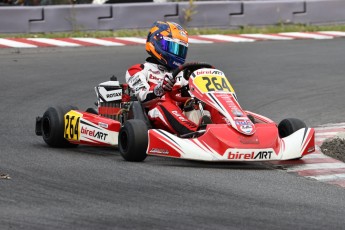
1 39 345 229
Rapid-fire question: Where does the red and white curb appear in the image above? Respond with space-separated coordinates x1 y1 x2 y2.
0 31 345 48
269 123 345 188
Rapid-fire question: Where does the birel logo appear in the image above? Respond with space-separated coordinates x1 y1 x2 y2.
196 70 213 75
149 74 160 81
228 150 273 160
81 126 108 141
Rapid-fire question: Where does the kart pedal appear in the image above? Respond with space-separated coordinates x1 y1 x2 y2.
200 115 212 125
198 115 212 131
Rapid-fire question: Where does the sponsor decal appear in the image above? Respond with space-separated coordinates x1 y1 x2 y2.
136 85 149 93
239 136 259 144
172 111 197 128
106 91 122 98
149 148 169 155
223 117 232 125
81 126 108 141
234 118 253 134
212 70 224 75
307 146 315 153
179 30 187 37
149 74 161 81
173 61 181 67
129 75 144 87
227 150 273 160
148 69 161 75
130 78 141 87
128 76 149 93
232 108 243 117
240 125 253 133
98 122 108 129
196 70 213 76
235 119 251 126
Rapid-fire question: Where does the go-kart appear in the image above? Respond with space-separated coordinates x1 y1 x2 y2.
35 62 315 162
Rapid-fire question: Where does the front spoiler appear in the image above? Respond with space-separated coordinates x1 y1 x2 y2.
146 124 315 162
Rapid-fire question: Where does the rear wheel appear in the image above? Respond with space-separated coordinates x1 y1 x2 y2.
42 105 79 148
118 119 148 162
278 118 307 138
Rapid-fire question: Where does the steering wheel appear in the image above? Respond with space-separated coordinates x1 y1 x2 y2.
171 62 215 81
168 62 215 103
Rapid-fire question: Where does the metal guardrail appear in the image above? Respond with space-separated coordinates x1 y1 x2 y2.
1 0 345 33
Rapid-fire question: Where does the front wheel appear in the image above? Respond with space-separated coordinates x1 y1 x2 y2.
278 118 307 138
118 119 148 162
41 105 79 148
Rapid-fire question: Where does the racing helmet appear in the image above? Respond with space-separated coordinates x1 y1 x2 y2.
146 21 188 70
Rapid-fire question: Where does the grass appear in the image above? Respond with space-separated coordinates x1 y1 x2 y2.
1 24 345 38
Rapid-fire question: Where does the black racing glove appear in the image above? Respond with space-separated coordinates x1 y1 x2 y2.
154 74 176 97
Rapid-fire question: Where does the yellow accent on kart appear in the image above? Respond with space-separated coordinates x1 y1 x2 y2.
64 110 82 141
193 75 235 93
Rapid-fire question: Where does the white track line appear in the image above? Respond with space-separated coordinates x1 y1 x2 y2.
302 153 331 159
306 173 345 182
279 32 334 40
0 38 37 48
317 31 345 37
315 132 339 136
199 34 255 42
188 38 214 44
241 33 294 40
286 163 345 172
71 38 124 46
115 37 146 44
27 38 81 47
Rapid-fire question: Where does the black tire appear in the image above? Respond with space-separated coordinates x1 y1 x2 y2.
127 101 152 128
118 119 148 162
86 107 98 115
278 118 307 138
41 105 79 148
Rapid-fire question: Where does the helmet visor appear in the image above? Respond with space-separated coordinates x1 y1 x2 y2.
160 38 188 59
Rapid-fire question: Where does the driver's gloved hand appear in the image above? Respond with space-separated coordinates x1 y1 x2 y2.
162 74 176 91
153 74 176 97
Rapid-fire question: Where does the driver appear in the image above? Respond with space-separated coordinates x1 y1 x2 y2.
125 21 200 136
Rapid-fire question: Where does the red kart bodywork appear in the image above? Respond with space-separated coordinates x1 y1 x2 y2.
66 111 121 147
146 68 315 161
147 122 315 161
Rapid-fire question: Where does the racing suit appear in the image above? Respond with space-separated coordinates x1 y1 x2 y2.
125 57 198 135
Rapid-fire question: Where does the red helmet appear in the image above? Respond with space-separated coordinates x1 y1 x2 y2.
146 21 188 70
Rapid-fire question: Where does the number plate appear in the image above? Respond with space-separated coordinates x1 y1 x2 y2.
64 110 81 141
193 75 234 93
